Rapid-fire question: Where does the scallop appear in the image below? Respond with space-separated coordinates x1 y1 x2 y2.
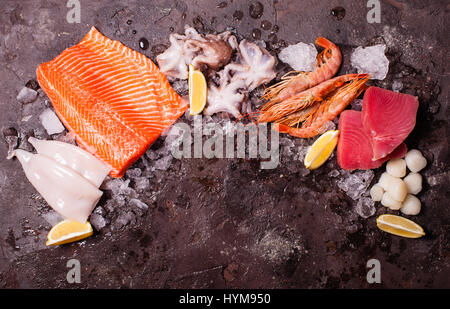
386 177 408 202
378 172 395 191
386 158 406 178
405 149 427 172
403 172 422 195
401 194 421 215
370 184 384 202
381 192 402 210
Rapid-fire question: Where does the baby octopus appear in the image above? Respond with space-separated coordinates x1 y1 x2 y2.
204 40 276 117
156 26 236 80
157 26 276 117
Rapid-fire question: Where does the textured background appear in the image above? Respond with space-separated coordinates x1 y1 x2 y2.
0 0 449 288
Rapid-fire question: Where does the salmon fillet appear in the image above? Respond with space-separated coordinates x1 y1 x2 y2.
36 27 187 177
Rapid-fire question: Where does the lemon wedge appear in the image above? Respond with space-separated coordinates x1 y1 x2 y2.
46 219 93 246
188 64 207 115
304 130 339 170
376 214 425 238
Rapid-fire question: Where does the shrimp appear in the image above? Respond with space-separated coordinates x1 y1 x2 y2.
272 75 369 138
258 74 361 123
262 37 342 105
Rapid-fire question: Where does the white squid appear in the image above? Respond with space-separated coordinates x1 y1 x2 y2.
28 137 110 188
11 149 103 223
10 138 111 223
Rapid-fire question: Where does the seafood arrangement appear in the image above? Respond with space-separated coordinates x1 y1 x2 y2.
7 23 427 245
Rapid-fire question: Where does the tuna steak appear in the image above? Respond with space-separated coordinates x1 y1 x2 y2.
337 110 407 170
362 87 418 160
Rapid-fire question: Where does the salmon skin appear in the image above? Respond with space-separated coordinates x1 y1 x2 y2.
36 27 187 177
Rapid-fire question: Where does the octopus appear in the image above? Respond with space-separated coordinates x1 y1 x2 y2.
204 40 276 117
156 27 236 80
157 26 276 117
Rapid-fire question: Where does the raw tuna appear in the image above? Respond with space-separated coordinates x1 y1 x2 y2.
337 110 407 170
362 87 418 160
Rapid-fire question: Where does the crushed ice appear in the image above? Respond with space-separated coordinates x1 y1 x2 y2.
392 80 403 92
17 87 38 104
99 176 150 230
278 42 317 71
350 99 363 111
350 44 389 80
39 108 65 135
337 170 376 218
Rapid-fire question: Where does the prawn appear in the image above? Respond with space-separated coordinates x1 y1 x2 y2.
262 37 342 106
258 74 362 123
272 75 369 138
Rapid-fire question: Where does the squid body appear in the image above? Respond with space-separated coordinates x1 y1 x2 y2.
11 138 111 223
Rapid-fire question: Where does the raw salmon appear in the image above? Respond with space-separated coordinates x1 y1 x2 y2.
337 110 407 170
36 27 187 177
362 87 418 161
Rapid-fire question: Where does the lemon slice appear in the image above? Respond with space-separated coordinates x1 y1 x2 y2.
188 64 207 115
376 214 425 238
46 219 93 246
304 130 339 170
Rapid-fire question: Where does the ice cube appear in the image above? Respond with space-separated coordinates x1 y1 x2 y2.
90 213 108 230
392 80 403 92
101 178 127 192
129 198 149 211
337 170 374 200
278 42 318 71
126 168 142 179
134 177 150 192
351 99 363 111
4 135 18 159
328 170 340 177
154 155 172 170
355 197 376 218
53 132 76 144
165 125 186 150
39 108 65 135
114 212 136 229
42 211 64 226
171 80 189 95
17 87 38 103
350 44 389 80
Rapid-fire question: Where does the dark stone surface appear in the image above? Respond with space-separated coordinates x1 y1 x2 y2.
0 0 449 288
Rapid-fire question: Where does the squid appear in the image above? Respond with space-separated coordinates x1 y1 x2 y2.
10 138 111 223
11 149 103 223
28 137 110 187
